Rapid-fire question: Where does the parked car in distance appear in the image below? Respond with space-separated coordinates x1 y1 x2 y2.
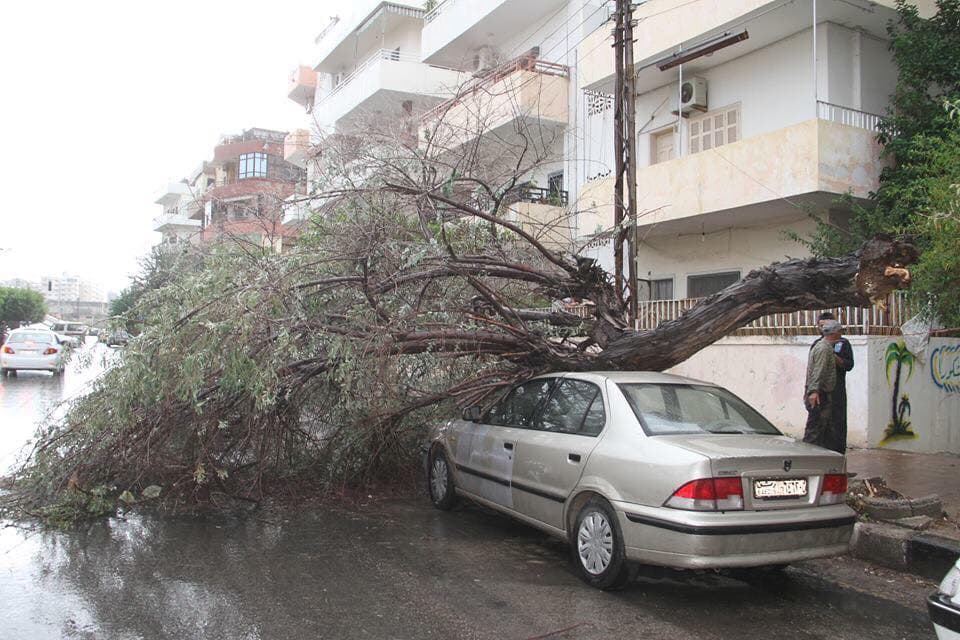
106 330 131 347
930 558 960 639
1 328 67 376
426 371 855 589
50 322 88 339
23 323 79 348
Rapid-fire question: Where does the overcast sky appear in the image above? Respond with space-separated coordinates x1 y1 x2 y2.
0 0 337 294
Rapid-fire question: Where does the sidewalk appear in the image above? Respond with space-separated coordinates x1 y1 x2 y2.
846 448 960 520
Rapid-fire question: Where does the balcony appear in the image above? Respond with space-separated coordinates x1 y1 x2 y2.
422 56 569 147
314 49 464 129
422 0 568 68
153 214 201 233
576 110 886 239
313 2 427 72
153 182 190 207
284 129 312 167
288 66 318 109
637 291 911 336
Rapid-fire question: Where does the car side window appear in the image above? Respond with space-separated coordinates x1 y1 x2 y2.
484 379 556 427
536 379 605 435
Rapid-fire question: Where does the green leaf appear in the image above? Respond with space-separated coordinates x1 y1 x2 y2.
141 485 162 499
118 490 136 504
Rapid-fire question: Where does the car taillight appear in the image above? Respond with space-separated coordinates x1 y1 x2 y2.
43 347 58 355
2 345 13 354
820 474 848 505
665 477 744 511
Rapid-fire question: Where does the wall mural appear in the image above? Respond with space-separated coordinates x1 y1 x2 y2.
931 343 960 393
881 341 918 445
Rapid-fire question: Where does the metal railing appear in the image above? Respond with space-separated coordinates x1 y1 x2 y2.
425 0 455 23
518 185 569 207
636 290 911 336
817 101 884 133
421 54 569 123
318 49 455 105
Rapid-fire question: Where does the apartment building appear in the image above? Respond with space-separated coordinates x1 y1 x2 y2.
285 0 608 246
154 129 306 253
575 0 936 301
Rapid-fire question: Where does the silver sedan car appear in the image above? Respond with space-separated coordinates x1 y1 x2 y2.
1 328 68 375
426 372 854 589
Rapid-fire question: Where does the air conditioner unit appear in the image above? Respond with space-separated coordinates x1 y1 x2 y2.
679 77 707 113
472 46 500 73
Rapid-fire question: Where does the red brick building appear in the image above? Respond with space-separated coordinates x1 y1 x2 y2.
200 128 306 250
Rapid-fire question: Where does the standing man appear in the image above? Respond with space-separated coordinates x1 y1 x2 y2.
804 320 843 450
812 312 855 453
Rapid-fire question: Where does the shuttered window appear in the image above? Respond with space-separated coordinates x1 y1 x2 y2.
688 106 740 154
687 271 741 298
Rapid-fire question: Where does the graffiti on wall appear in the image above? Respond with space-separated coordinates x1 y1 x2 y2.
931 344 960 393
881 341 917 445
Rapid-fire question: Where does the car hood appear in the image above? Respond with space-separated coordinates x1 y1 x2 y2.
654 434 841 460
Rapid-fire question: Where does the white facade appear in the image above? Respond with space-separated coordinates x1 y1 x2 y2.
152 173 206 252
670 336 960 455
39 274 104 304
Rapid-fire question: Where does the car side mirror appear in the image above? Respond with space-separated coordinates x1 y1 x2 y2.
462 406 482 422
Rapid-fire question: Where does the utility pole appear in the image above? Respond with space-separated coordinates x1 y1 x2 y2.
613 0 639 322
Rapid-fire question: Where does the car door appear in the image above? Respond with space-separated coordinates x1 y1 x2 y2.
512 378 607 530
451 378 556 510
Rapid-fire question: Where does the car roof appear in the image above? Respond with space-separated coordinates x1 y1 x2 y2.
537 371 717 386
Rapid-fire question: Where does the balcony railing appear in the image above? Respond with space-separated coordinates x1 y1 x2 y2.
421 53 569 123
817 101 884 133
425 0 454 23
514 185 569 207
636 291 911 336
319 49 457 106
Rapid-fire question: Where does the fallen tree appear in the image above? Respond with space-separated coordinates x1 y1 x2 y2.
4 105 919 519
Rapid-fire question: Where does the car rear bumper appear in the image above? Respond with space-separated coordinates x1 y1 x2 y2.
613 500 855 568
930 593 960 639
1 354 61 371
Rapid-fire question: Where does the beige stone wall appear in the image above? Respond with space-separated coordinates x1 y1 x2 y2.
574 118 884 237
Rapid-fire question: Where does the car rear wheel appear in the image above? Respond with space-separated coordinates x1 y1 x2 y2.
428 447 457 510
573 498 633 590
1 368 10 377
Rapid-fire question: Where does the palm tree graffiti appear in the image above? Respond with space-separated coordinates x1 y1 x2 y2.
882 341 917 444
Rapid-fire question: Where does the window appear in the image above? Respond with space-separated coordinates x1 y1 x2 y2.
687 271 740 298
547 171 564 196
649 277 674 300
688 106 739 154
618 383 780 436
485 379 556 427
7 331 55 344
238 152 268 179
536 379 606 435
651 128 676 165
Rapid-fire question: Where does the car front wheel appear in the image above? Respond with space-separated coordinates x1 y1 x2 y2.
573 498 633 590
428 447 457 510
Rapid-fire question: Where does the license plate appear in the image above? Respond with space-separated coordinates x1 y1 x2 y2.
753 478 808 499
20 350 38 355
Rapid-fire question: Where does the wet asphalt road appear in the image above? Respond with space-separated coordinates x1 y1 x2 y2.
0 341 935 639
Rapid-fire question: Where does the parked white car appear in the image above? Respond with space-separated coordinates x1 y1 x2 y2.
426 371 855 589
1 328 67 375
930 558 960 639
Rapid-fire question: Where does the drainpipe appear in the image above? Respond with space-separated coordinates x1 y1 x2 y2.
812 0 818 117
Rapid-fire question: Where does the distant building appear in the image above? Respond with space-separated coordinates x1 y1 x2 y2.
154 128 306 254
0 278 42 292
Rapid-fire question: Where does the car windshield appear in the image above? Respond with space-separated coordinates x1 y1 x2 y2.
618 383 781 436
7 332 55 344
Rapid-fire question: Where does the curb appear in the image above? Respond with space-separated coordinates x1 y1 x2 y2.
850 521 960 580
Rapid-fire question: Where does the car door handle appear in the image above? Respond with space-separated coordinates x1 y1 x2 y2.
568 453 581 463
503 442 514 451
